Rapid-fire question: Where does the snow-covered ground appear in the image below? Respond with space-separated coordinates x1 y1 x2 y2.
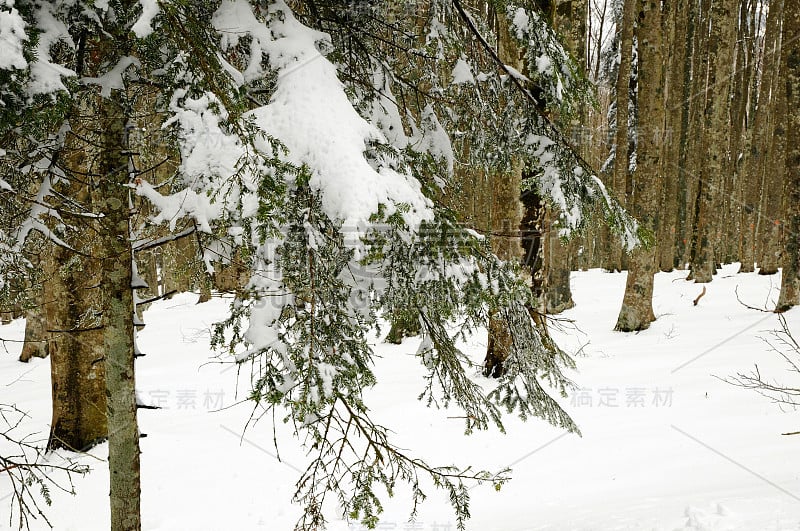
2 264 800 530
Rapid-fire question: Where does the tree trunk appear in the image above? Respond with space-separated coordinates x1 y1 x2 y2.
777 0 800 311
543 0 585 312
18 285 48 363
385 309 421 344
98 93 142 531
484 162 524 377
544 211 574 313
760 59 786 276
741 0 783 273
689 0 737 283
44 244 107 451
682 0 710 272
483 7 528 377
94 8 142 527
44 108 108 452
615 0 665 331
658 0 686 272
607 0 635 272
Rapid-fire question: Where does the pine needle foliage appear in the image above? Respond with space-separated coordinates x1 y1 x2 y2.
1 1 634 529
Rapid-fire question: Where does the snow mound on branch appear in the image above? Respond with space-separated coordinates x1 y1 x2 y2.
451 57 475 85
0 2 27 70
214 0 433 230
131 0 159 38
28 4 76 95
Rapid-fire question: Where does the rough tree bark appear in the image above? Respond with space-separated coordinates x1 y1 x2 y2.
484 163 524 377
543 0 586 313
689 0 737 283
44 243 107 451
483 7 527 377
44 101 108 452
98 86 142 531
606 0 635 272
741 0 783 274
760 54 787 276
18 284 48 363
95 6 141 528
777 0 800 311
615 0 665 331
657 0 686 272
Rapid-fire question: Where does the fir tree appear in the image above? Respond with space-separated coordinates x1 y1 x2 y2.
0 1 637 529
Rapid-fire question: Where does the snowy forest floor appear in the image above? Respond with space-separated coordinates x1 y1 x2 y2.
2 264 800 530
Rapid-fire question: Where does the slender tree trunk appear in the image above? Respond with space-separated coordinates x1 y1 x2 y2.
777 0 800 311
543 0 586 312
615 0 665 331
99 95 141 531
689 0 737 282
19 284 48 363
673 0 696 270
607 0 635 272
742 0 783 273
760 58 787 276
658 0 685 271
726 1 753 267
95 7 141 527
683 0 711 272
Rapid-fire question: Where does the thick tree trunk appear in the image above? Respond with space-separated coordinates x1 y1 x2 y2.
777 0 800 311
45 244 107 451
483 8 528 377
760 68 786 276
615 0 665 331
44 110 108 451
484 163 524 377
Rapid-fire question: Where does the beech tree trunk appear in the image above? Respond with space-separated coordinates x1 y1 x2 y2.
741 0 783 273
18 285 48 363
606 0 635 272
484 163 524 377
760 58 786 276
777 0 800 311
483 8 527 377
544 211 574 313
615 0 664 331
44 103 108 452
45 244 107 451
543 0 585 313
689 0 737 283
657 0 686 272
